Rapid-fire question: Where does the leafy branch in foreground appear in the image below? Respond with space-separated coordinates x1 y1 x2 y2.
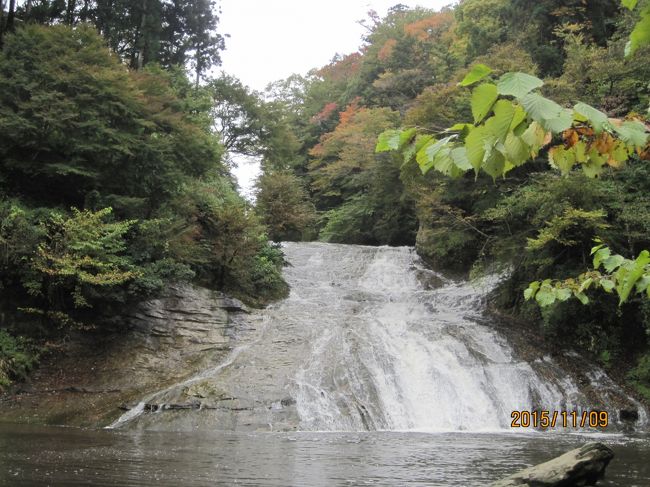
525 242 650 307
376 67 649 180
622 0 650 57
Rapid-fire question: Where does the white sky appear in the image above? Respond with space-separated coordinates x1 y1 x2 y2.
218 0 452 198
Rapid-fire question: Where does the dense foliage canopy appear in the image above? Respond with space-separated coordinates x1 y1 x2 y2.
0 19 285 387
252 0 650 401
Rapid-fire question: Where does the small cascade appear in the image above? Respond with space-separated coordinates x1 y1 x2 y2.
111 242 647 432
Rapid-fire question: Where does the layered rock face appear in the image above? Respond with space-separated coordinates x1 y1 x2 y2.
0 283 247 427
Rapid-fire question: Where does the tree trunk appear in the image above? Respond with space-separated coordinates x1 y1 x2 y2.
136 0 147 69
195 50 201 88
6 0 15 33
0 0 6 48
66 0 77 25
80 0 89 22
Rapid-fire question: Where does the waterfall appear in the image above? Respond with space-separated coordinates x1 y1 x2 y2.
287 243 572 431
110 242 646 432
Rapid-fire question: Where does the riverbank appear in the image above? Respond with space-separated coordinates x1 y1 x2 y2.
0 284 248 427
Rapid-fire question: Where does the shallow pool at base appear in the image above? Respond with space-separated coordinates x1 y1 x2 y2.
2 425 649 486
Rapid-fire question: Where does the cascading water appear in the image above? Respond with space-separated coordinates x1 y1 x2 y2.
289 243 578 431
111 242 646 432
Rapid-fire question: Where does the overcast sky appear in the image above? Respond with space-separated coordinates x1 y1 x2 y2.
217 0 452 198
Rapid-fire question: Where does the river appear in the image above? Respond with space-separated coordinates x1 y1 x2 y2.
2 424 650 486
3 242 649 485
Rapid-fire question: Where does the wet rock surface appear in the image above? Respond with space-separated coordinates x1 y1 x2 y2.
491 442 614 487
0 283 246 427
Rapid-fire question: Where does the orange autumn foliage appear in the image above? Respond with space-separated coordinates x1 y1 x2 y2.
404 12 454 42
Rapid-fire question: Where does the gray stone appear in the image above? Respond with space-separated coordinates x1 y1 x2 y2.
0 282 245 427
491 442 614 487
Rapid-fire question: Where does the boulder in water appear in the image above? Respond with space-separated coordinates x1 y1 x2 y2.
491 442 614 487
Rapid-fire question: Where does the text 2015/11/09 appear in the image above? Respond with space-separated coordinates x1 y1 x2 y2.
510 410 609 429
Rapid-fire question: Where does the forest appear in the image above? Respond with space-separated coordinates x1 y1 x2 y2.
1 0 650 408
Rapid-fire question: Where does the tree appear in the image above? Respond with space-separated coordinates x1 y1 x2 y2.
309 103 416 244
255 171 316 241
7 0 225 75
0 25 222 216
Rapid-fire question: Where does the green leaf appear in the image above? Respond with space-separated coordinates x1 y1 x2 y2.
622 0 638 10
399 128 418 148
521 121 549 154
574 291 589 305
574 103 609 133
636 275 650 294
593 247 611 269
416 136 454 174
521 93 564 123
579 277 593 292
600 279 616 292
402 134 433 164
447 123 474 132
548 146 576 175
376 130 401 152
540 109 573 134
582 158 605 178
503 132 530 166
471 83 498 124
574 140 588 163
535 287 556 307
433 151 464 178
603 254 625 273
497 72 544 99
459 64 493 86
615 252 650 304
483 99 517 146
465 126 492 174
376 128 417 153
510 105 527 132
612 120 649 147
524 281 540 300
450 147 472 171
625 5 650 57
556 287 572 302
482 149 506 179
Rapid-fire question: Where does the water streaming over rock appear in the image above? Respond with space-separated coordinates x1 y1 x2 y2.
111 242 645 432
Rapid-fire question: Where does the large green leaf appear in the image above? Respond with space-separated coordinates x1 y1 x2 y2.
521 121 548 154
482 148 506 179
450 147 472 171
535 286 556 306
375 129 401 152
622 0 639 10
625 5 650 57
612 120 649 147
548 146 576 175
510 105 527 132
503 132 530 166
497 72 544 99
471 83 498 124
540 109 573 133
459 64 493 86
376 128 417 152
402 134 433 164
574 102 609 133
616 250 650 304
432 150 462 178
484 99 516 141
416 136 454 174
465 126 492 173
521 93 564 123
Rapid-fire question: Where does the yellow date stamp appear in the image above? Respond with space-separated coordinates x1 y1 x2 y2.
510 410 609 429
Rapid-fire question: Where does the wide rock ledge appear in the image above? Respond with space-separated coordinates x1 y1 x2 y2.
491 442 614 487
0 283 247 427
